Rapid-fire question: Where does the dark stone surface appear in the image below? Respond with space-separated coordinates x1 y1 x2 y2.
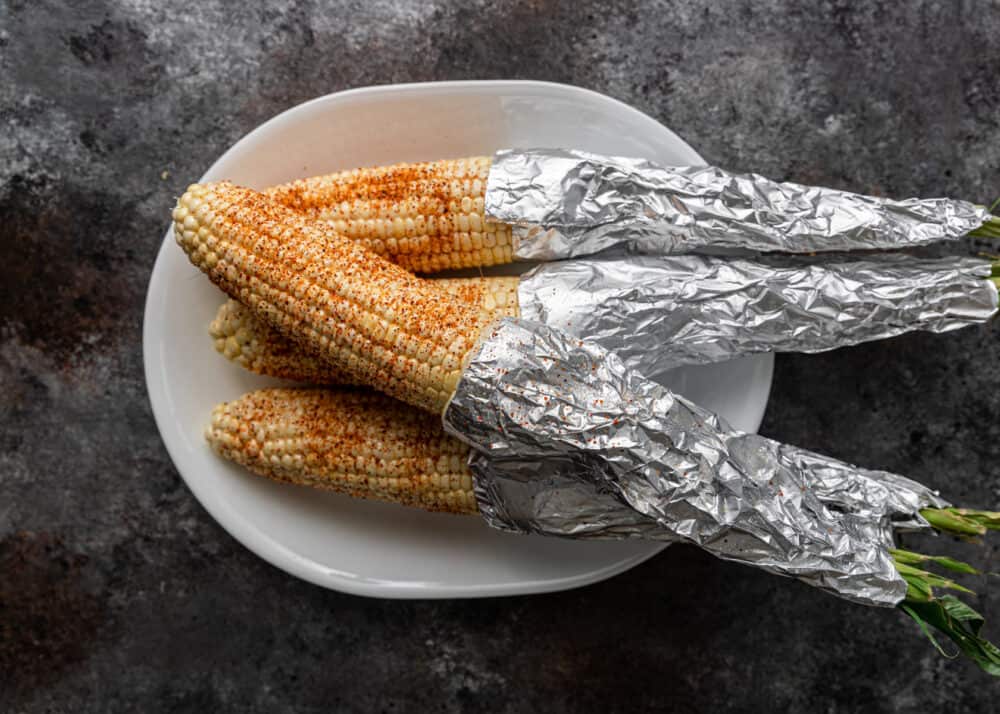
2 0 999 711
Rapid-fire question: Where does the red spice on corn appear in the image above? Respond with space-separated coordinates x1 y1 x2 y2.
264 156 513 273
173 181 492 413
207 388 478 514
210 276 521 384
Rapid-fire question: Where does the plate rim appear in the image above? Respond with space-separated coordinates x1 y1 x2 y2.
143 79 774 598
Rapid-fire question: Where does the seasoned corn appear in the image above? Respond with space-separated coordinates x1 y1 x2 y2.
265 157 513 273
209 298 345 384
207 388 477 514
174 181 489 413
209 277 521 384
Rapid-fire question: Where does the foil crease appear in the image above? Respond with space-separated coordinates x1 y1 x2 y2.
444 319 946 607
518 254 997 375
485 149 990 261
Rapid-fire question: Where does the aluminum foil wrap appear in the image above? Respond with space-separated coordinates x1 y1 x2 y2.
443 319 946 606
485 149 991 260
518 254 997 375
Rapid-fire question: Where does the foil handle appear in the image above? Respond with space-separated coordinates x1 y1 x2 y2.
444 318 945 607
518 253 997 377
485 148 989 261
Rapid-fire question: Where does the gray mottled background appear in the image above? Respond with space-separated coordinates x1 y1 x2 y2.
2 0 1000 711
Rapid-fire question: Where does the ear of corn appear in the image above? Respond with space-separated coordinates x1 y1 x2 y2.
210 277 521 384
174 181 489 413
207 388 477 514
209 298 347 384
264 157 513 273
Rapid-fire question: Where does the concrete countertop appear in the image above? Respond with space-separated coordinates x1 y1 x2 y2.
2 1 998 711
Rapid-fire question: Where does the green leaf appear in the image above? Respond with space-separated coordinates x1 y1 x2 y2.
891 549 980 575
894 562 976 595
940 596 987 631
900 604 957 659
901 596 1000 676
970 213 1000 238
899 503 1000 674
903 575 933 603
930 556 981 576
920 508 987 538
949 509 1000 531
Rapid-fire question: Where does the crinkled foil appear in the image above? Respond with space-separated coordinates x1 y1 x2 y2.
464 455 681 541
443 319 946 606
484 149 990 261
518 254 997 375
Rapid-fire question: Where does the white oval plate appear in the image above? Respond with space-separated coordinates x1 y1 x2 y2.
143 81 774 598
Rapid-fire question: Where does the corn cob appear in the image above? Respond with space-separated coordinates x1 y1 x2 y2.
207 388 477 514
209 298 340 383
174 181 489 413
210 277 521 384
264 157 513 273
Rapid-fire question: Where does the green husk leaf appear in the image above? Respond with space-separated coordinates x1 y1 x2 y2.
894 561 976 595
920 508 987 538
893 506 1000 675
900 603 957 658
900 596 1000 676
947 509 1000 531
891 548 980 575
970 211 1000 239
903 574 934 602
